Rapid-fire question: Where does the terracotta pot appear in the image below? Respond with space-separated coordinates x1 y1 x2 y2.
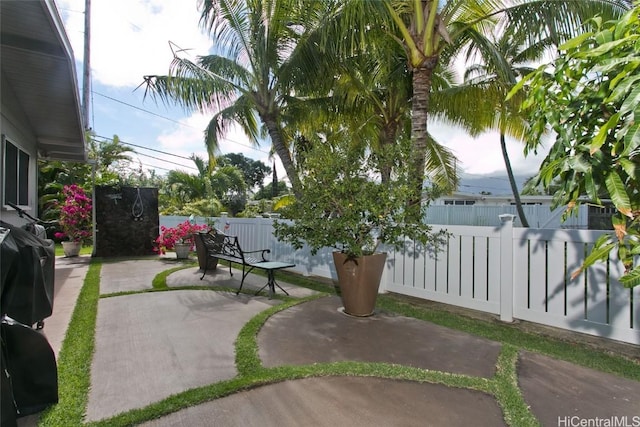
333 251 387 317
62 241 81 257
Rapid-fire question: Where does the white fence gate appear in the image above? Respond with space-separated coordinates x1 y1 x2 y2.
161 215 639 345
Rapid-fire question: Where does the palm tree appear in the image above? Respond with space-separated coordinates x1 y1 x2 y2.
210 165 246 200
295 35 416 183
92 135 134 173
143 0 336 198
164 154 247 215
333 0 630 216
460 31 547 227
166 170 207 204
290 19 460 190
38 133 136 221
165 155 211 203
457 0 630 226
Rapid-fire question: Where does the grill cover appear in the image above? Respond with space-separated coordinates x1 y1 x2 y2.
1 221 58 423
0 221 55 325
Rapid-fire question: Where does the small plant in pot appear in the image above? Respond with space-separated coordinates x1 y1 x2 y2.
154 220 208 259
54 184 93 257
274 140 441 316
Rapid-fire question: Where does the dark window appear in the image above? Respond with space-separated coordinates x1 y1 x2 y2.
3 138 30 206
444 200 475 206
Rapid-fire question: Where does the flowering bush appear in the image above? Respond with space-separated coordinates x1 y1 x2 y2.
54 184 92 244
154 220 208 255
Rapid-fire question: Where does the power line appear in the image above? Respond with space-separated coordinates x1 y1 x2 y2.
92 90 272 155
93 135 197 171
138 162 173 173
134 151 198 171
94 134 193 161
93 91 189 128
126 157 173 173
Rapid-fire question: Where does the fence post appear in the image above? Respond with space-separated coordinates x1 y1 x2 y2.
499 214 516 323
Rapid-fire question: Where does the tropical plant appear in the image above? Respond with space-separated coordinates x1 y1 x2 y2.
165 169 208 205
331 0 629 216
460 30 548 227
153 220 209 255
54 184 93 244
160 198 224 218
273 138 442 259
38 132 137 222
218 153 271 192
91 134 136 185
142 0 335 198
161 154 247 215
254 181 289 201
210 166 246 200
513 5 640 287
311 30 459 188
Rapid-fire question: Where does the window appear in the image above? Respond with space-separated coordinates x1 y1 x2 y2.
2 136 30 206
444 200 476 206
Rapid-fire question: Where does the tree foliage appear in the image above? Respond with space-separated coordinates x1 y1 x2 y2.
254 181 289 201
274 136 442 258
328 0 628 217
38 133 139 223
513 5 640 287
218 153 271 191
161 154 248 216
143 0 337 198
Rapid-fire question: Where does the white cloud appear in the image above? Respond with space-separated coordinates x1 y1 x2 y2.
55 0 546 183
156 113 210 165
153 113 277 172
57 0 212 87
430 122 547 176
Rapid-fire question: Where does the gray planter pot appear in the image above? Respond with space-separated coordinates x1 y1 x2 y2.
195 232 219 271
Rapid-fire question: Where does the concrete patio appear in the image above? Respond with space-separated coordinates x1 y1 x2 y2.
17 255 640 426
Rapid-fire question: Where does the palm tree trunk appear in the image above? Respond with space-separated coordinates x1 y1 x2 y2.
408 61 436 218
378 122 399 184
262 115 302 199
501 133 529 227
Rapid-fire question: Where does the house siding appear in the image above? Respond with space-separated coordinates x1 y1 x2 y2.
1 73 39 225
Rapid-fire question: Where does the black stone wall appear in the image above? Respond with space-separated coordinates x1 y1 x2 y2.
95 186 159 257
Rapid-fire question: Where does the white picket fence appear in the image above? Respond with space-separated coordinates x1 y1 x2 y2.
425 204 589 228
161 215 639 345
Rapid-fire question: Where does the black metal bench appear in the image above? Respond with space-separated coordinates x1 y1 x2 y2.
196 230 271 294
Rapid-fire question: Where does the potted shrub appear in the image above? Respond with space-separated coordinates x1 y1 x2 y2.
274 141 442 316
54 184 92 257
154 220 208 259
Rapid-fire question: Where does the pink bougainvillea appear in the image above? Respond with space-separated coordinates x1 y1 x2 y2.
55 184 93 244
153 220 208 255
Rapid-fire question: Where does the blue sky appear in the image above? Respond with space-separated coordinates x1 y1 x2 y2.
56 0 548 191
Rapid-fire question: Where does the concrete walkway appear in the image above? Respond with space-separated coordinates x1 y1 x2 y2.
19 257 640 426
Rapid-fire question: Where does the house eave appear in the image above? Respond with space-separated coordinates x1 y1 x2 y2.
1 0 87 162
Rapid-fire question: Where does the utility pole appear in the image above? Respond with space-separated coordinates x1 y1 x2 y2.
82 0 91 129
83 0 96 256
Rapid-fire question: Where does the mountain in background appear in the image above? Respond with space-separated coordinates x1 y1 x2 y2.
457 173 532 196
